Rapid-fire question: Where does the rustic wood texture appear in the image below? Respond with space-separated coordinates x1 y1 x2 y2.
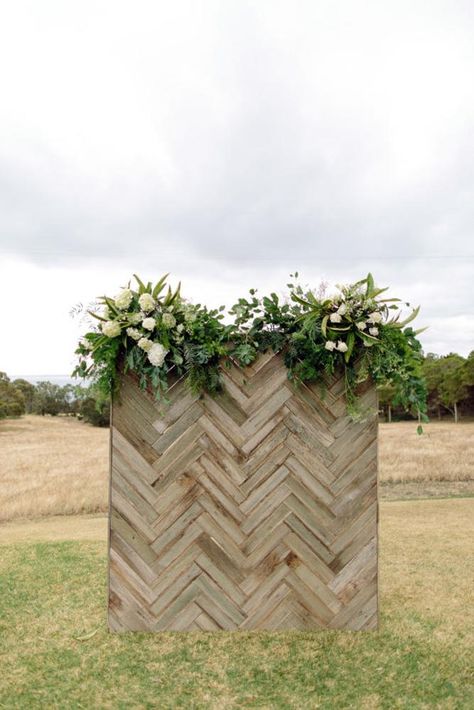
108 352 378 631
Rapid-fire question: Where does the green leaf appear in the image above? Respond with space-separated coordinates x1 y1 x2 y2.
290 293 314 308
74 627 100 642
358 331 380 343
370 286 389 298
344 332 355 363
152 273 169 299
103 296 119 315
366 273 375 296
133 274 147 294
392 305 420 329
87 310 106 322
417 424 423 435
321 315 329 338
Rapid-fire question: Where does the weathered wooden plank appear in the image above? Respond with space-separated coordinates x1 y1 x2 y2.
109 351 378 631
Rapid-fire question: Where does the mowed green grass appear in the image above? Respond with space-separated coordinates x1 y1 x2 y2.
1 499 473 709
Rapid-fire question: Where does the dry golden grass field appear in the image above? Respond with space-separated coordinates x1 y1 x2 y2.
1 415 473 522
0 416 109 522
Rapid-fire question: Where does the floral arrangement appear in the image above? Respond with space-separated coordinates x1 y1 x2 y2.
73 273 428 428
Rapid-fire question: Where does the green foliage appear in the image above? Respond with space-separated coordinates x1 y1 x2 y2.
0 372 26 418
420 353 474 421
437 354 467 411
32 381 72 416
0 375 107 422
73 273 428 421
12 379 35 413
78 395 110 427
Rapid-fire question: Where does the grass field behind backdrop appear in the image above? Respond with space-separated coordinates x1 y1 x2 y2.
1 416 474 522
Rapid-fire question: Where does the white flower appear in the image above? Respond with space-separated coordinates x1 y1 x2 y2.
162 313 176 328
102 320 121 338
177 323 184 334
138 293 155 312
356 321 367 330
368 311 382 324
337 303 347 316
148 342 168 367
184 310 196 323
126 327 141 341
129 312 143 325
336 340 348 352
114 289 133 310
142 317 156 331
329 312 342 323
325 341 336 351
369 327 379 336
138 337 152 352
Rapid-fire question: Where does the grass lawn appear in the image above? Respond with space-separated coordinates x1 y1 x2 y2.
1 499 473 709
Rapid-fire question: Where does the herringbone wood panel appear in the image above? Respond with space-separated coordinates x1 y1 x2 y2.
108 352 378 631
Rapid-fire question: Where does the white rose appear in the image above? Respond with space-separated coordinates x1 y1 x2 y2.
329 312 342 323
336 340 348 352
126 327 141 341
325 341 336 351
337 303 347 315
356 321 367 330
142 317 156 331
129 312 143 325
102 320 121 338
138 337 152 352
138 293 155 313
369 327 379 336
148 342 168 367
162 313 176 328
368 311 382 324
114 289 133 310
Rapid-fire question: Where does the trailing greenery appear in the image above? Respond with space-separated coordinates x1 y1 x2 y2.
73 273 428 425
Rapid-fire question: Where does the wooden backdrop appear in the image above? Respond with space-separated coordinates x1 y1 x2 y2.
108 351 378 631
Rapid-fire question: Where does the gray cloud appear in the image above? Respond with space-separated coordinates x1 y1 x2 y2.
0 0 473 356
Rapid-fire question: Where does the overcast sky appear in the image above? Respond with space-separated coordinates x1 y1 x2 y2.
1 0 473 375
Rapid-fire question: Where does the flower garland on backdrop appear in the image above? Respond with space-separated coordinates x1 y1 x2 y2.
73 273 428 430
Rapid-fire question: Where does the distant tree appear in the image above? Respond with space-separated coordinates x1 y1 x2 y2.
12 379 36 413
463 351 474 387
32 381 69 416
78 395 110 427
67 384 92 415
0 372 26 418
437 354 467 423
377 383 397 422
421 353 444 419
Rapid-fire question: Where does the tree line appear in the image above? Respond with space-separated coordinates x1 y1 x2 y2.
1 350 473 426
0 373 110 426
379 351 474 422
